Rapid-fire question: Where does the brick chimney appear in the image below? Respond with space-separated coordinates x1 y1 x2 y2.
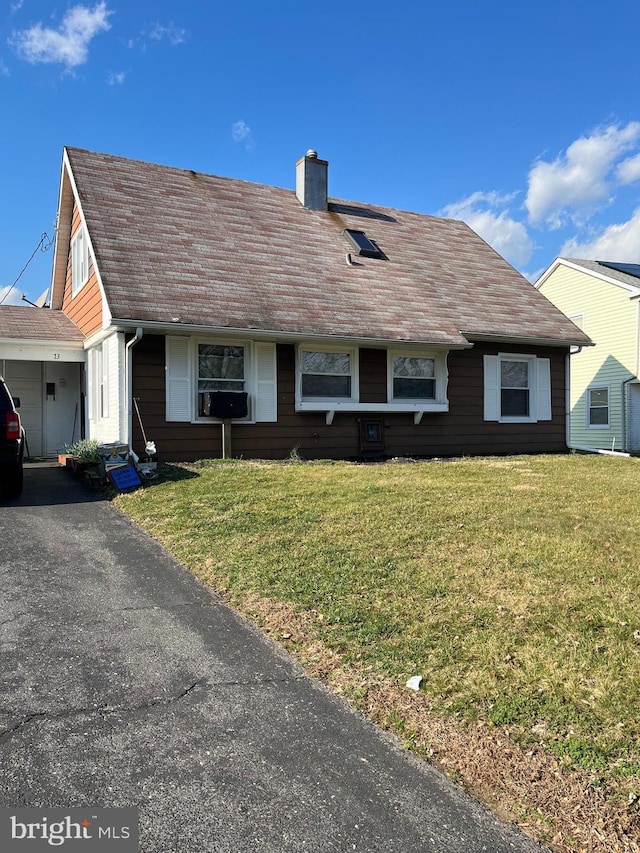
296 149 328 210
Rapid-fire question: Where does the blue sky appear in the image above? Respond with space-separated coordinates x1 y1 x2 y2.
3 0 640 306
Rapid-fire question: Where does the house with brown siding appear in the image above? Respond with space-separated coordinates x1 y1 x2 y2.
0 147 592 461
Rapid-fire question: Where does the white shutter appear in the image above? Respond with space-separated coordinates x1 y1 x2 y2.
254 342 277 422
166 336 191 422
483 355 500 421
536 358 552 421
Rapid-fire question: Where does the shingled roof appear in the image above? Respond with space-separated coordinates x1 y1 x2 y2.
60 147 590 348
0 304 84 344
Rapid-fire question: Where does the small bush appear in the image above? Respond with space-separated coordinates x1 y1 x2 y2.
64 439 100 464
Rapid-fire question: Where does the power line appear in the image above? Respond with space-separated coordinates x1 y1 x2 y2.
0 232 54 305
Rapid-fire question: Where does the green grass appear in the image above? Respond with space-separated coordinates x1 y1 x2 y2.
115 454 640 782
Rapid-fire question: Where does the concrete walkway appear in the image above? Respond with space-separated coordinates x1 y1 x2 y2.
0 465 548 852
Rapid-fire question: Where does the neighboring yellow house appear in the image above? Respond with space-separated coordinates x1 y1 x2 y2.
537 258 640 453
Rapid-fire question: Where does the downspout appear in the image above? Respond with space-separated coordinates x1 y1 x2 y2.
125 327 143 449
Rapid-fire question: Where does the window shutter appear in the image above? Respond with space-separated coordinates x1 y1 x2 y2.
166 336 191 422
483 355 500 421
536 358 552 421
255 342 277 422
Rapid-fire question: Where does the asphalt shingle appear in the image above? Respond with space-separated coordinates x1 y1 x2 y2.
65 148 590 347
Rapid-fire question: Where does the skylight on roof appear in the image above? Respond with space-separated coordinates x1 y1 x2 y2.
343 229 385 259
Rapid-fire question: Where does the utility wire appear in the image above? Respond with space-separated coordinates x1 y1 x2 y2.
0 232 54 305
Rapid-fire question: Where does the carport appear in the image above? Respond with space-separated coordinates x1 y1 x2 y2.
0 305 85 457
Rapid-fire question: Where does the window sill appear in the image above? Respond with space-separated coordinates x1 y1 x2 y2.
296 401 449 425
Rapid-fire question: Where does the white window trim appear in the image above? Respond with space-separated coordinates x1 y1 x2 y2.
296 343 359 406
194 338 253 423
587 384 610 429
387 348 448 406
165 336 278 424
295 343 450 423
484 353 551 423
71 227 89 297
568 312 585 331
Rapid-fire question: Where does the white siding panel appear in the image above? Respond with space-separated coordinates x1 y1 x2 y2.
86 333 125 444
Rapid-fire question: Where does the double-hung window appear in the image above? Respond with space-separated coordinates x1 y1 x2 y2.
500 358 530 418
391 355 437 400
71 226 89 296
588 387 609 427
300 348 355 400
484 354 551 423
197 344 245 416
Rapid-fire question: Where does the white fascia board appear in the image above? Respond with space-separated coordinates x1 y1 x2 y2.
83 327 122 349
534 257 564 289
107 318 473 349
0 339 86 362
56 149 111 325
50 157 74 309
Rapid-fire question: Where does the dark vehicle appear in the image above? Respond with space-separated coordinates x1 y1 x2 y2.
0 376 25 498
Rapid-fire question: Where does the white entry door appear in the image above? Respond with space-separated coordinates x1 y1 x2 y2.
44 362 82 455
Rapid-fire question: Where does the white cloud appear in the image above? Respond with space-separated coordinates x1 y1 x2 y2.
616 153 640 185
148 23 187 46
561 208 640 261
0 286 25 306
231 119 255 150
525 122 640 227
440 191 534 267
10 2 112 69
0 58 9 76
108 70 125 85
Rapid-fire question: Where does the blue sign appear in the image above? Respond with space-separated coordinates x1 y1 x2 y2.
108 464 142 491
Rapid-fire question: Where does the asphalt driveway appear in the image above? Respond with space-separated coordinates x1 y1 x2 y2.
0 464 548 852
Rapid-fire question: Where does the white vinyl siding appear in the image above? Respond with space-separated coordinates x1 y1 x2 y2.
86 334 124 444
484 354 551 422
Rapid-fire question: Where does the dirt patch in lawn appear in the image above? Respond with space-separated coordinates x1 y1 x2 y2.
240 592 640 853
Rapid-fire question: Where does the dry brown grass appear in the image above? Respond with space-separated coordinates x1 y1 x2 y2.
240 592 640 853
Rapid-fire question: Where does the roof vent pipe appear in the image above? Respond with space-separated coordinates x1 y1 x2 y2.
296 149 328 211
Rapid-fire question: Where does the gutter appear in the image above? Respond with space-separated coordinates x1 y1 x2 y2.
125 327 143 449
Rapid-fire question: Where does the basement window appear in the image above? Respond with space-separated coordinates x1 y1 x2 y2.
343 229 385 259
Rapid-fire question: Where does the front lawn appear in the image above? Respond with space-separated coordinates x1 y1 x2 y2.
115 454 640 852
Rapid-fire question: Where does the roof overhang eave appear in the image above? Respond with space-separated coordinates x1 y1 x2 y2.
0 336 84 349
462 331 594 348
106 318 474 349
